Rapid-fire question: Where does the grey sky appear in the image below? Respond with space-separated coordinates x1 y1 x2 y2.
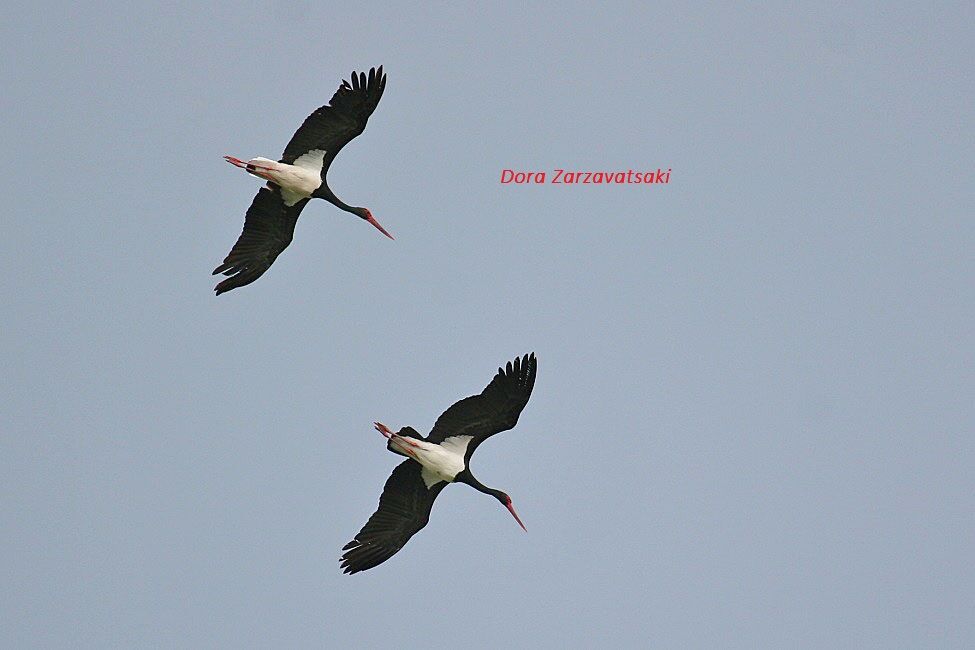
2 1 972 647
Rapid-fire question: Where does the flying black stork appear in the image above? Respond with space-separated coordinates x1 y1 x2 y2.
341 353 537 574
213 66 392 295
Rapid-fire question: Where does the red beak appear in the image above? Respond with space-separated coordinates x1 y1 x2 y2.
366 214 395 240
505 499 527 532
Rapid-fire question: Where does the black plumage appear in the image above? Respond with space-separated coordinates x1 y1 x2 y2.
212 190 308 295
426 353 538 457
341 354 537 575
280 66 386 167
213 66 389 295
341 461 447 574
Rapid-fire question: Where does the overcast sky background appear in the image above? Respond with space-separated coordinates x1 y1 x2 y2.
2 2 972 647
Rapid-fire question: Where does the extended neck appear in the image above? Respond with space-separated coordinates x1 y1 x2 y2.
457 469 527 532
315 184 357 214
456 470 502 500
315 186 394 239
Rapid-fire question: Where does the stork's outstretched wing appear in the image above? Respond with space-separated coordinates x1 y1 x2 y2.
426 353 537 459
340 460 446 574
212 187 308 295
280 66 386 175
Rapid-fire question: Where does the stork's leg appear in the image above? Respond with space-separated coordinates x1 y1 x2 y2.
374 422 420 447
223 155 277 181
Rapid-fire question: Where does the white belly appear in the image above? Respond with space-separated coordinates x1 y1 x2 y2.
416 444 466 487
389 437 467 488
247 153 324 206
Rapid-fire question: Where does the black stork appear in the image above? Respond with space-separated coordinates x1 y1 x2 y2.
341 353 537 574
213 66 392 295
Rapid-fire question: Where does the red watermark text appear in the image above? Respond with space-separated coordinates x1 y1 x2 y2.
500 168 671 185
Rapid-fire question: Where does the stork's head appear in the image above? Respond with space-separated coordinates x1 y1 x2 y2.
495 492 527 532
353 207 394 240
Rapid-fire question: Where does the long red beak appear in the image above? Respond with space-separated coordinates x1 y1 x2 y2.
506 500 527 532
366 214 395 240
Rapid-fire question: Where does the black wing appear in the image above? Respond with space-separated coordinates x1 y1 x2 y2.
212 187 308 295
280 66 386 173
341 460 447 575
426 353 537 458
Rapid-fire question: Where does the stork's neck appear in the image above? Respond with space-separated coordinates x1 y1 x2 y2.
455 470 504 501
314 184 357 215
